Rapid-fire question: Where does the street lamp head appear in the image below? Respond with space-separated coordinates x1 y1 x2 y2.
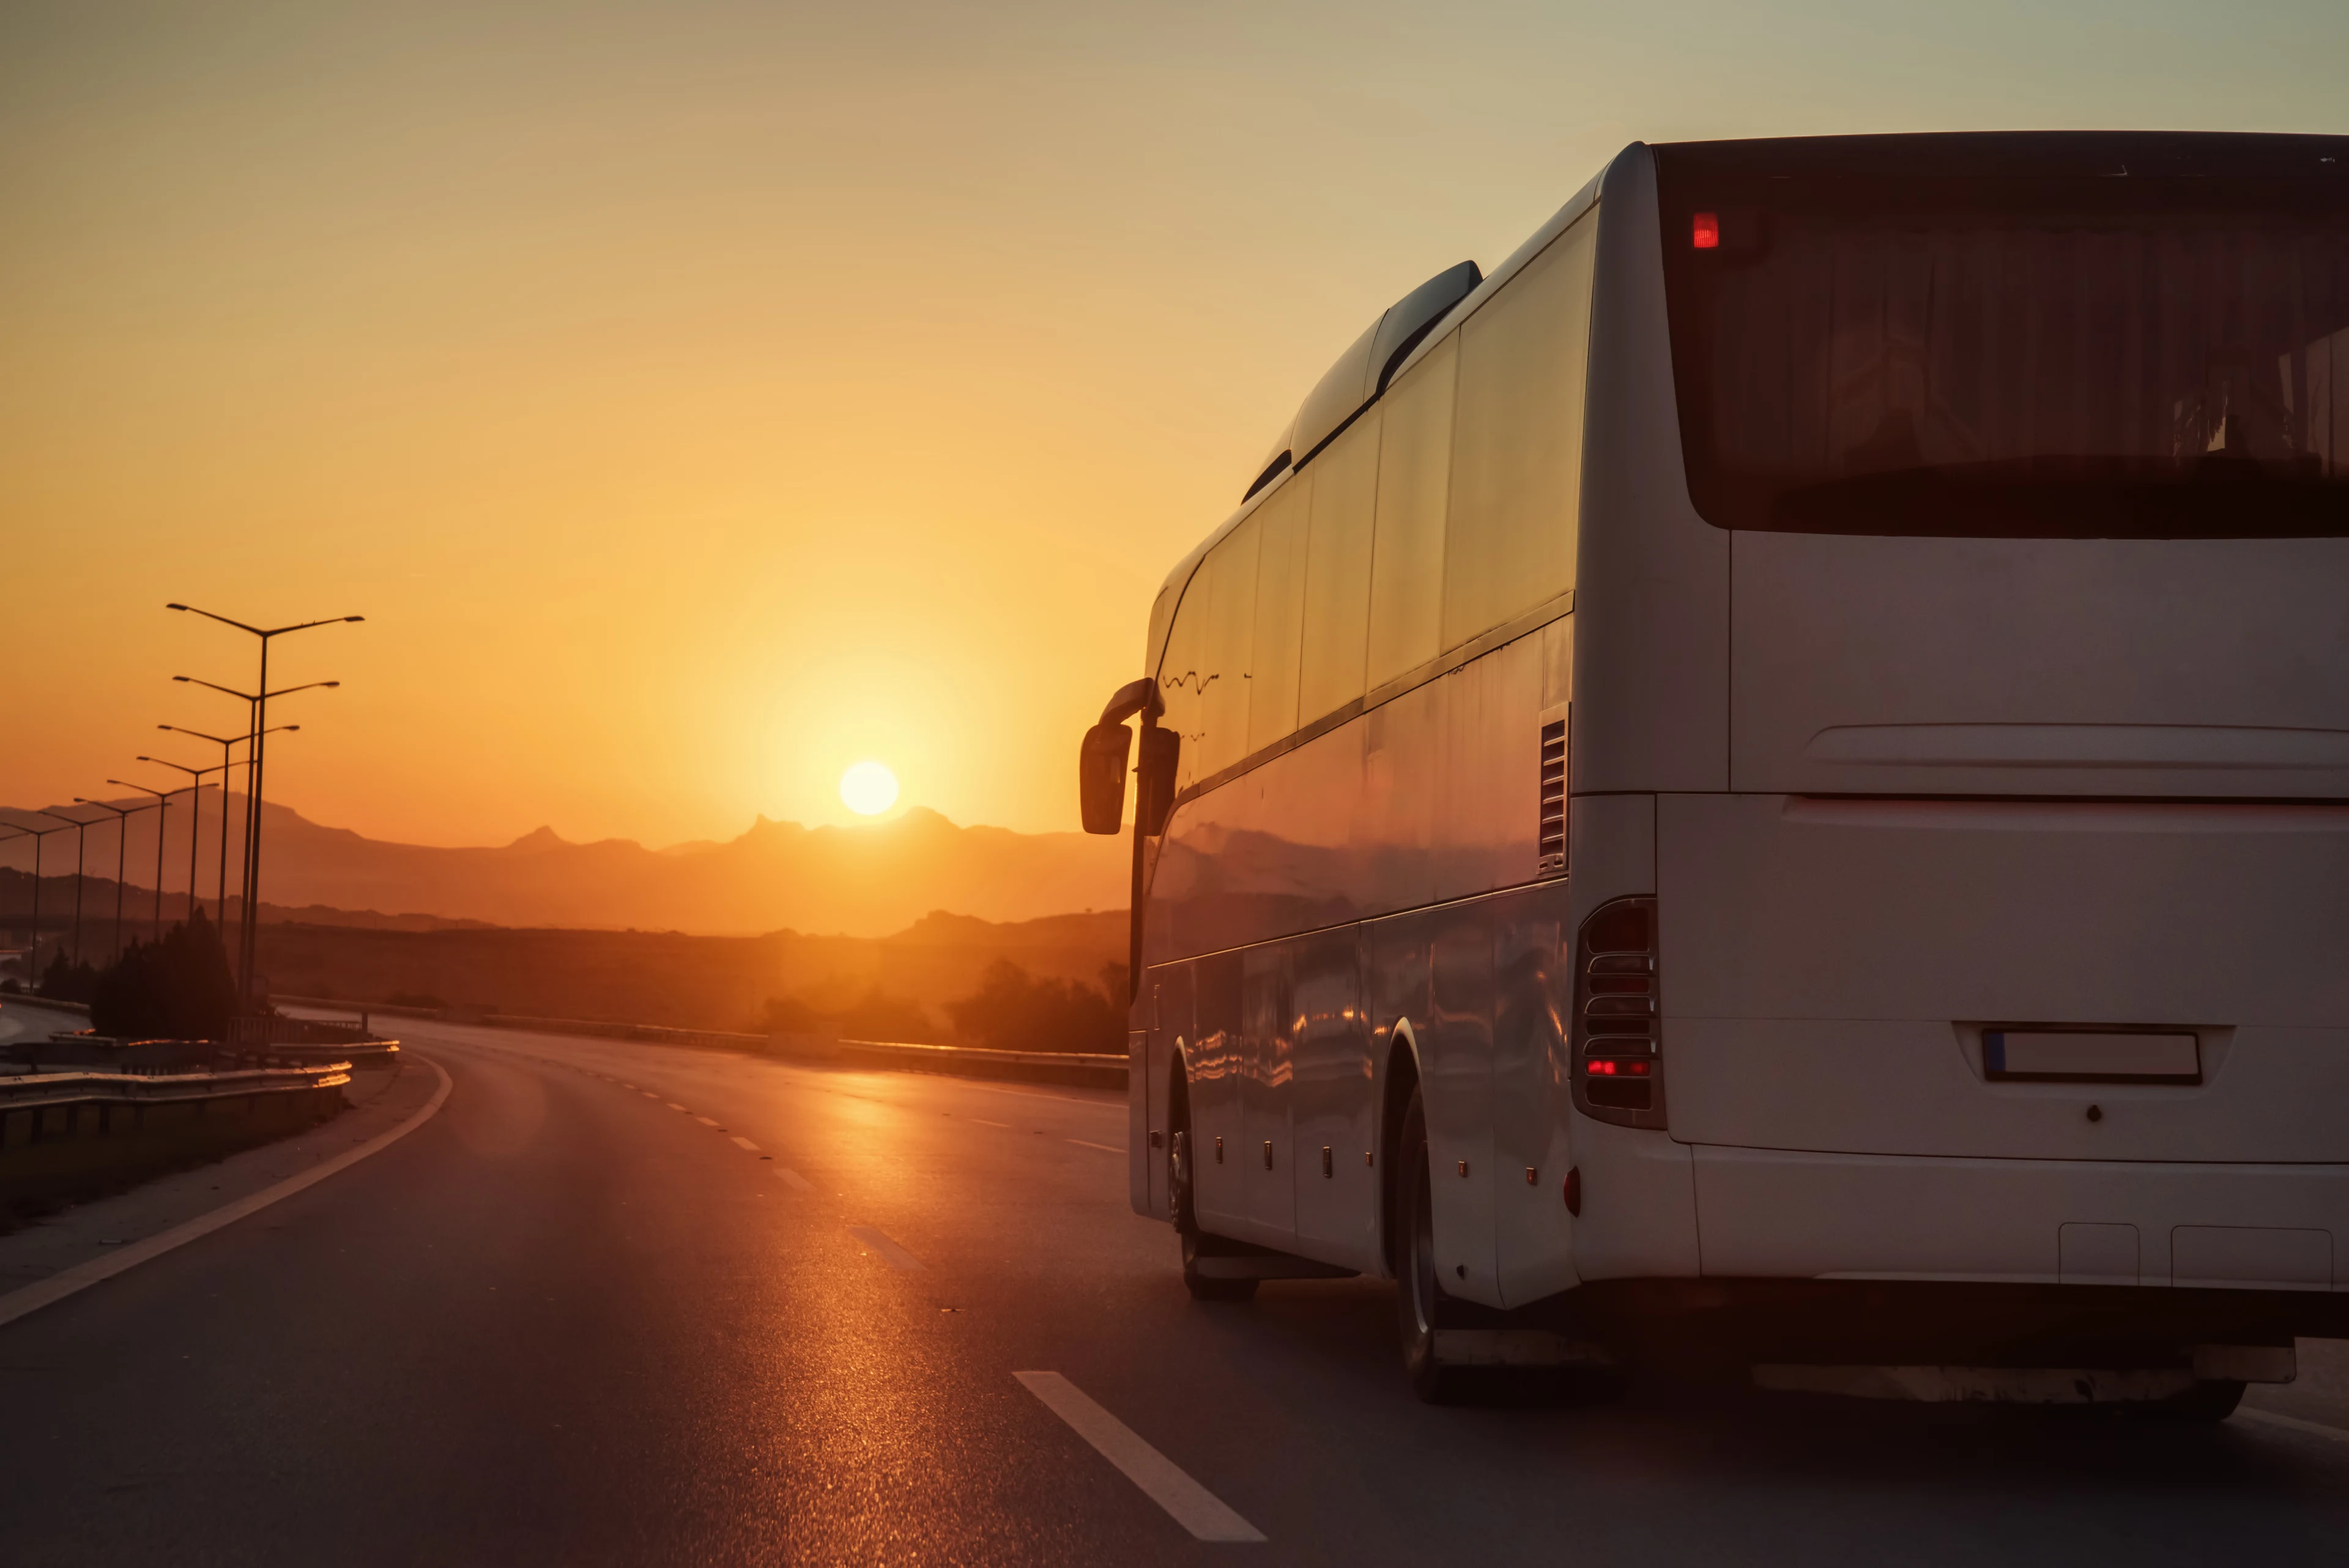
166 603 188 612
345 615 365 623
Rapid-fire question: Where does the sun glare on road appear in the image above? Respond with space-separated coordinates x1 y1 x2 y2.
839 760 899 816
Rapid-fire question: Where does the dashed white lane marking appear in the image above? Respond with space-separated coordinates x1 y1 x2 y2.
775 1169 813 1192
695 1116 722 1128
2240 1406 2349 1444
666 1102 688 1112
1014 1371 1264 1542
847 1225 923 1271
0 1058 457 1331
641 1091 659 1099
970 1118 1011 1128
730 1136 760 1152
1067 1139 1122 1154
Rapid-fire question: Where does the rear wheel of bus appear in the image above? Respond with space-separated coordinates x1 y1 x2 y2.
1395 1087 1466 1403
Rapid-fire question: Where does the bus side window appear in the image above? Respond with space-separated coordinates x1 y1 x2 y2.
1198 515 1261 779
1368 334 1457 689
1247 472 1313 755
1442 214 1597 650
1159 567 1211 797
1297 411 1379 727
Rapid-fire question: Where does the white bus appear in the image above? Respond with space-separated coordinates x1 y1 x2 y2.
1080 132 2349 1412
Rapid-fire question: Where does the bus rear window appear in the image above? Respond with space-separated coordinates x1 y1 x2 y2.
1655 133 2349 537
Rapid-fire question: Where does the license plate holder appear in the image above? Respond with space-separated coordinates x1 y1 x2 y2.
1983 1029 2200 1084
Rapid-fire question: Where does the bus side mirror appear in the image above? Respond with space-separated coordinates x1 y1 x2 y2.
1080 721 1132 834
1137 725 1179 836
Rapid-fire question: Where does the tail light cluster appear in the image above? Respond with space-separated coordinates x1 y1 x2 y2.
1571 896 1668 1129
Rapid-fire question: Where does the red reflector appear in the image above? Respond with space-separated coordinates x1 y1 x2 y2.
1692 212 1720 250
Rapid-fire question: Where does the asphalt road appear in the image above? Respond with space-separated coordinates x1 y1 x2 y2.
4 1020 2348 1566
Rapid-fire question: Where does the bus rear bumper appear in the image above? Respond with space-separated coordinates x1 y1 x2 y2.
1687 1143 2349 1292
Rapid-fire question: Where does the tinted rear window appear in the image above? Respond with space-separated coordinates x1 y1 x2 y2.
1656 133 2349 537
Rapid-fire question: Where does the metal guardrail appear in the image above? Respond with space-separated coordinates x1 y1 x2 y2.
273 994 1128 1090
773 1034 1129 1090
0 1061 352 1116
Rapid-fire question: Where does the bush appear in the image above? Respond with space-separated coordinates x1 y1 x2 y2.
756 987 940 1044
39 954 100 1005
89 911 239 1041
944 959 1126 1054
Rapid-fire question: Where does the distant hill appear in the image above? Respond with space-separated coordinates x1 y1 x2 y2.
258 908 1131 1036
0 795 1129 938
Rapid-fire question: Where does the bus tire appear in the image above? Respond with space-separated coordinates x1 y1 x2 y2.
1395 1086 1465 1403
1171 1128 1256 1302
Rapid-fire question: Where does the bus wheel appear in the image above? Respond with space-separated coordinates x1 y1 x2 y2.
1395 1086 1464 1403
1171 1128 1255 1302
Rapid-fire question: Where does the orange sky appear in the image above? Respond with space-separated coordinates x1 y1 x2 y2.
4 1 2342 852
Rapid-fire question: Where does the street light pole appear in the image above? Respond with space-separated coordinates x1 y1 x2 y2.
0 820 69 991
73 798 152 963
109 780 179 943
139 757 226 922
157 721 294 927
165 687 322 986
166 604 362 1011
29 809 96 965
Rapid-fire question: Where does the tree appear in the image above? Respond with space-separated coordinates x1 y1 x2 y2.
944 959 1123 1054
89 910 238 1041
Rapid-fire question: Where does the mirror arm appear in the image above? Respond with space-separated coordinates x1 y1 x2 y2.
1098 677 1163 728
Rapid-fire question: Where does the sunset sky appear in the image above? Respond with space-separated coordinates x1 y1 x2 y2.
4 1 2342 853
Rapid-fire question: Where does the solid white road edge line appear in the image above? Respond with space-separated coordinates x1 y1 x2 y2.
0 1056 456 1331
846 1224 924 1271
1013 1371 1264 1542
2238 1406 2349 1443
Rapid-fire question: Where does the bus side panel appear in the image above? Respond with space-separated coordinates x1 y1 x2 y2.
1493 880 1578 1304
1140 962 1195 1222
1565 790 1703 1281
1190 951 1247 1233
1433 635 1543 902
1130 1020 1149 1216
1241 945 1297 1248
1292 926 1379 1271
1578 144 1729 797
1427 902 1504 1307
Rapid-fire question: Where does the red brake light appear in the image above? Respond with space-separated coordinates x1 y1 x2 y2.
1692 212 1720 250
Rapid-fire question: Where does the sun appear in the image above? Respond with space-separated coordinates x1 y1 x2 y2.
839 760 899 816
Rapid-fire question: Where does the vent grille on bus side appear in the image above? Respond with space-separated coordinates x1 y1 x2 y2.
1571 896 1667 1130
1537 719 1567 875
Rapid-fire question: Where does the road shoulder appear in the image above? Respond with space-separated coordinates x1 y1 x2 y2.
0 1055 448 1316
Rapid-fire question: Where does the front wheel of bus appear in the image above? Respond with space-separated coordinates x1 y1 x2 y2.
1395 1087 1463 1403
1172 1128 1256 1302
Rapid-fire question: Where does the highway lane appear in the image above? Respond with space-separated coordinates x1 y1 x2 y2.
3 1020 2348 1565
